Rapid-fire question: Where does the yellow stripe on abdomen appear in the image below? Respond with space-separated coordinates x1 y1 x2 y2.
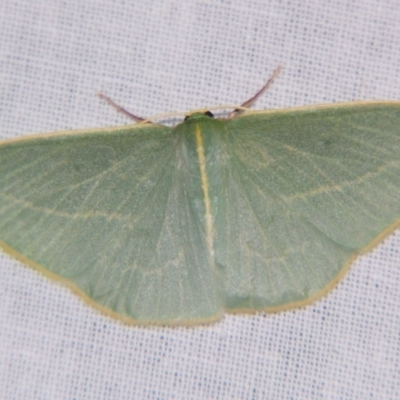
194 124 214 256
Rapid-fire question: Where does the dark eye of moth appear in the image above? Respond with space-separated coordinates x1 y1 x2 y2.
184 111 214 121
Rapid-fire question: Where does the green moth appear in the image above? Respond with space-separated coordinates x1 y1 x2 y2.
1 69 400 325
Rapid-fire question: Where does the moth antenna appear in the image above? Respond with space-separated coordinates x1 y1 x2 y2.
229 65 283 118
98 92 146 123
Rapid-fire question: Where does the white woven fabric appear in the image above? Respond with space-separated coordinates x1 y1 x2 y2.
1 1 399 399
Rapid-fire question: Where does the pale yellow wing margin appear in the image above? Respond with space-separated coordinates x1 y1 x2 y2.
0 124 222 326
215 102 400 312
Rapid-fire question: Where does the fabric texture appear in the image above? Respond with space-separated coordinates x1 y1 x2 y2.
0 0 399 398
